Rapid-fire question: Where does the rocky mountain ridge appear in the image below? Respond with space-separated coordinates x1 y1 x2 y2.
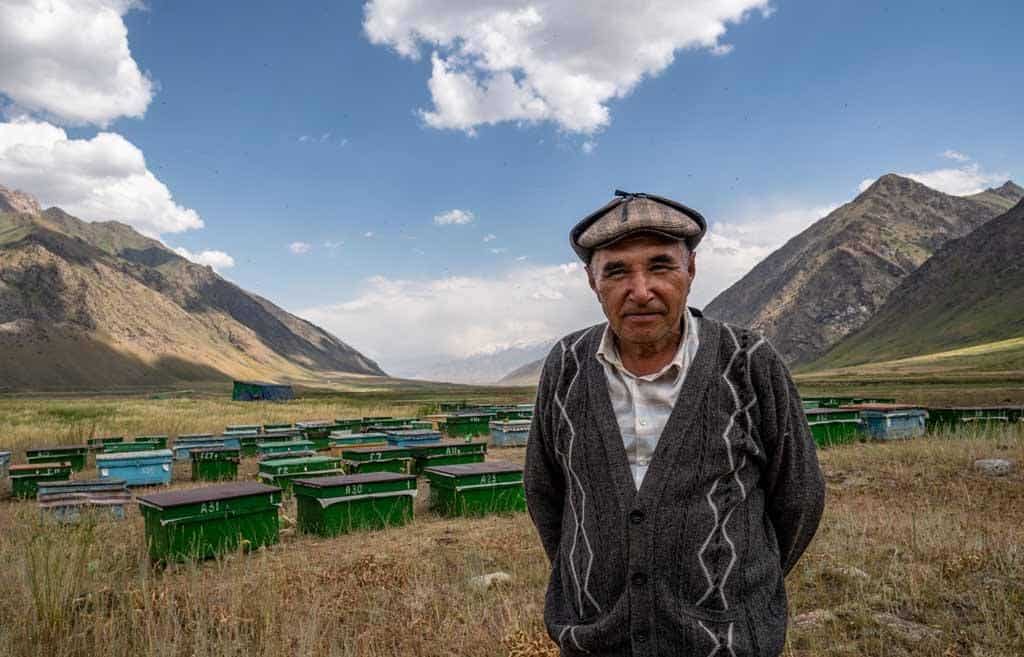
0 184 385 390
703 174 1022 364
811 197 1024 368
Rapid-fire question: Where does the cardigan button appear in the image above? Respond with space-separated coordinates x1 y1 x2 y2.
629 510 645 524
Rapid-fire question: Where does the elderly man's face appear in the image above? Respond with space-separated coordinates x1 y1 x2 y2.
587 234 695 349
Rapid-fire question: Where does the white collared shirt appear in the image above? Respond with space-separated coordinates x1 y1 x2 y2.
595 309 701 489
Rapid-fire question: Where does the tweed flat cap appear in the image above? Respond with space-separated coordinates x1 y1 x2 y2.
570 190 707 262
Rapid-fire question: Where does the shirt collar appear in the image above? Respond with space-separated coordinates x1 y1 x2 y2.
596 308 695 382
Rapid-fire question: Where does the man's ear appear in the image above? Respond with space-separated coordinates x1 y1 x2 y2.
687 250 696 278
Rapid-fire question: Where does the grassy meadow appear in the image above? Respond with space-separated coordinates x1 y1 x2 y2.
0 386 1022 657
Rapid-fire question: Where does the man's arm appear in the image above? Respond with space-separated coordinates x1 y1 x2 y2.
523 351 566 563
758 344 826 576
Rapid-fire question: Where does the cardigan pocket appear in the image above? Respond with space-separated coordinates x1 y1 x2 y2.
664 599 758 656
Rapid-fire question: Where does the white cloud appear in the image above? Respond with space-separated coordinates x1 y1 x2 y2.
0 117 201 236
299 193 848 370
433 208 475 225
489 247 508 254
364 0 771 134
364 231 374 238
582 140 597 154
858 161 1009 196
482 233 497 242
300 262 604 367
323 240 343 249
941 149 970 162
0 0 153 127
289 241 312 255
172 247 235 272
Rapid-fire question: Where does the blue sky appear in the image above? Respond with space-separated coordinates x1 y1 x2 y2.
1 0 1021 377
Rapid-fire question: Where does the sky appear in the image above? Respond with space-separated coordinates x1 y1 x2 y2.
1 0 1021 377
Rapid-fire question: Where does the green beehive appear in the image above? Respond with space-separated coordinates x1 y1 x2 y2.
137 482 282 563
26 446 89 472
226 424 261 433
409 440 487 474
294 472 417 537
330 432 388 453
135 435 169 449
439 413 494 439
804 408 864 447
341 446 413 475
257 455 344 492
332 418 363 433
926 406 1018 431
87 436 125 450
410 420 433 430
191 447 241 482
9 462 74 499
103 440 161 454
262 422 295 432
257 439 315 457
424 461 526 516
297 421 346 451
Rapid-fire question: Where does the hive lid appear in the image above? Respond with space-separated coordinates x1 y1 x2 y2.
177 433 214 439
258 439 314 447
343 445 413 454
138 481 281 509
424 460 523 476
135 435 169 440
96 449 173 460
37 479 128 491
27 444 89 452
292 472 416 488
190 447 241 455
803 407 860 415
9 462 71 472
258 455 339 467
841 404 924 412
386 429 441 437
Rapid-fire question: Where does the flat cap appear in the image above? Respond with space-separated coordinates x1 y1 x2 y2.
570 190 707 262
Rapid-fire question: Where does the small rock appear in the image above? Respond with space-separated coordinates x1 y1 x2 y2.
823 564 871 583
873 613 941 641
792 609 836 628
469 571 513 590
973 459 1015 476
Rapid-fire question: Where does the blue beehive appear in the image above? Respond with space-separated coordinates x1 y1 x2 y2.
96 449 174 486
489 419 531 447
858 407 928 440
385 429 443 447
172 435 242 461
37 479 132 522
0 450 10 480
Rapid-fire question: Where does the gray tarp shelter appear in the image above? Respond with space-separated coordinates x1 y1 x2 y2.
232 380 294 402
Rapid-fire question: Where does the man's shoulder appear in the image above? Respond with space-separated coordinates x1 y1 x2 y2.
540 323 606 369
696 311 778 363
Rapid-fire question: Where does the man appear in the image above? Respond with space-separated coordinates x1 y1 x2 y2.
524 190 825 657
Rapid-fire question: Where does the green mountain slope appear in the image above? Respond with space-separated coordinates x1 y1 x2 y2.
809 199 1024 369
703 175 1022 364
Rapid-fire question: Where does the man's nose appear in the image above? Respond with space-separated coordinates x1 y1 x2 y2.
626 271 655 303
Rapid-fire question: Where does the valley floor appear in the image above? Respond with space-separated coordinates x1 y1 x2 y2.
0 389 1022 656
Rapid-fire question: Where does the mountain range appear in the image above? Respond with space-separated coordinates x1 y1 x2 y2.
0 185 384 390
810 196 1024 368
498 175 1023 385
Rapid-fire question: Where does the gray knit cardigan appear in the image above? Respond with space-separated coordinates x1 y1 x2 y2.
524 310 825 657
